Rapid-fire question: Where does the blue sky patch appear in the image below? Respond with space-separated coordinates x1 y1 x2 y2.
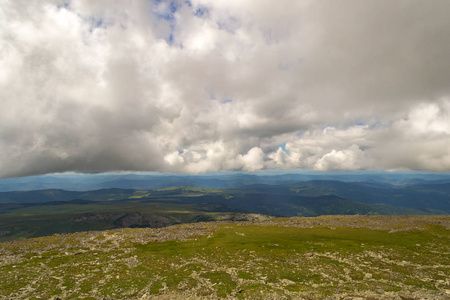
215 15 240 34
57 1 70 10
169 1 179 13
153 0 179 21
152 0 184 45
87 17 107 33
280 143 290 154
194 6 210 18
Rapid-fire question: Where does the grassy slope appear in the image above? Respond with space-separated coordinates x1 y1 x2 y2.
0 215 449 299
0 188 139 204
0 197 239 241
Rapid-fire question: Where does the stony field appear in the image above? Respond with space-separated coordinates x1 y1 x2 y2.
1 215 449 299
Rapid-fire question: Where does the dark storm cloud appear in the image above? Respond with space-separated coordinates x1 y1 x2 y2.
1 0 450 176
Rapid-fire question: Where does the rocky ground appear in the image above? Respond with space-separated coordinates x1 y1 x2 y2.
0 215 449 299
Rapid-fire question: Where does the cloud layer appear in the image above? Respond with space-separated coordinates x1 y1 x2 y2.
1 0 450 177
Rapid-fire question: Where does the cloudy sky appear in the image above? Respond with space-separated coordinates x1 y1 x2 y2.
1 0 450 177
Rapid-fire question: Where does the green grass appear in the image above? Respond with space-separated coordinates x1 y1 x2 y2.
154 186 222 193
0 216 449 299
129 191 151 198
131 222 449 297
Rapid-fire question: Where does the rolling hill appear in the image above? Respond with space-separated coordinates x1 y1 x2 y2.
1 179 448 241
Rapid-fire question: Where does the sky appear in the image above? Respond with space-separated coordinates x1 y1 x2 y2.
1 0 450 178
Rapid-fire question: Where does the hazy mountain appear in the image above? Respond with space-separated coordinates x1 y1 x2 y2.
1 172 450 192
1 176 449 241
1 179 449 214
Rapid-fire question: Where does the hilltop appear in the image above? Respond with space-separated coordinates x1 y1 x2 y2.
1 215 449 299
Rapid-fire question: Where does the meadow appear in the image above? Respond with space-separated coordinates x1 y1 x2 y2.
1 215 448 299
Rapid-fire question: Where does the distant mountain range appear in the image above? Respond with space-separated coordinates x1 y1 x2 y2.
1 179 449 214
1 172 450 191
1 174 449 241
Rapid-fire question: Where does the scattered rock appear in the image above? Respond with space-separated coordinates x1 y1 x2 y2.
280 279 295 285
1 215 448 300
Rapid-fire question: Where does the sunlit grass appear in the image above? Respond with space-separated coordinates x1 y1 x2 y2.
1 216 448 299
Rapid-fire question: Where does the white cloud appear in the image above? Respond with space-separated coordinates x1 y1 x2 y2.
239 147 264 172
1 0 450 177
314 145 366 171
